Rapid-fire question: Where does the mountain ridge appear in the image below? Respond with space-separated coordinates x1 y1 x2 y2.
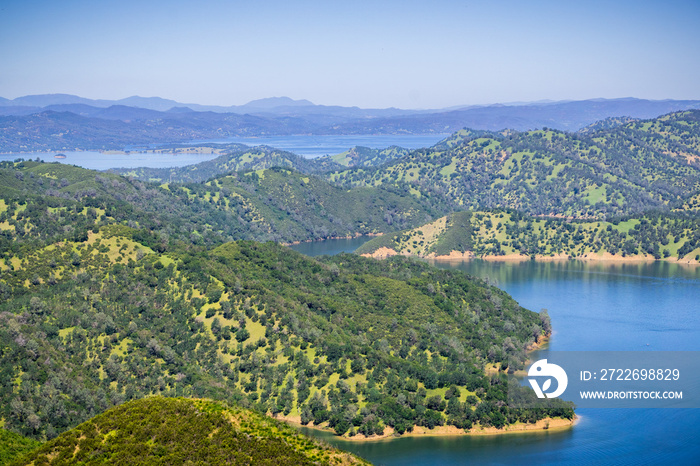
1 95 699 153
329 110 700 219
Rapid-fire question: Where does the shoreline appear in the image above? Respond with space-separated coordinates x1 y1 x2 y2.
274 414 577 443
361 248 699 265
273 334 567 443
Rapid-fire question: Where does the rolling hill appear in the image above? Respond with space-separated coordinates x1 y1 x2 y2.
331 111 700 219
8 397 369 465
0 166 572 443
111 145 345 183
0 160 436 246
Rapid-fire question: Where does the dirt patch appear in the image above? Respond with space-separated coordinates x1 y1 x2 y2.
361 247 400 259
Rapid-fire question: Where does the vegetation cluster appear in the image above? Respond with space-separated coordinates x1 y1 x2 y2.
9 397 369 465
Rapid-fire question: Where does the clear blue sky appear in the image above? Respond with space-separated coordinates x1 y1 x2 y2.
1 0 698 109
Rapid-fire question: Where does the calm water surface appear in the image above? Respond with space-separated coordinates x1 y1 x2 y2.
0 151 221 171
289 238 700 465
0 134 448 170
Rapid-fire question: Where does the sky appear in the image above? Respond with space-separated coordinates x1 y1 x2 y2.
1 0 699 109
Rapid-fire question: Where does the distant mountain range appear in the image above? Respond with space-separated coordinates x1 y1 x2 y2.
0 93 422 118
1 94 699 152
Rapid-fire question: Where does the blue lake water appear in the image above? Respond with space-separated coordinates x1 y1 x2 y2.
289 238 700 465
0 151 222 171
0 134 448 170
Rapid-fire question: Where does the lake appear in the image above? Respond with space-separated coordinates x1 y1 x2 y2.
0 151 223 171
0 134 448 170
289 238 700 465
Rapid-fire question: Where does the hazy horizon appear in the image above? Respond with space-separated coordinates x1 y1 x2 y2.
2 0 699 109
5 93 700 112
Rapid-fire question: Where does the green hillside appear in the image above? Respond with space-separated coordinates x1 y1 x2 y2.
210 168 436 241
112 145 409 185
357 209 700 262
355 211 474 257
94 111 700 223
320 146 410 168
112 146 344 184
0 429 40 465
10 397 368 465
0 160 436 246
330 111 700 218
0 213 570 442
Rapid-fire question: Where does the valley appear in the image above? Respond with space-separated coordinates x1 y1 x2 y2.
1 107 699 465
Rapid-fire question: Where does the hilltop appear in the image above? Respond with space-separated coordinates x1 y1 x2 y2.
331 111 700 219
111 145 345 183
9 397 369 465
317 146 411 169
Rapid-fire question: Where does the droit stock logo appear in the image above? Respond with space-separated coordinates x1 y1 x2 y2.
527 359 568 399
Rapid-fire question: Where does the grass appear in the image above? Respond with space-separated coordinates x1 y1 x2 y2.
615 219 639 233
244 317 267 342
58 327 76 339
111 338 132 358
439 159 458 177
583 185 606 204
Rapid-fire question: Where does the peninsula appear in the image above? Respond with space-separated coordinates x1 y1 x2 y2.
356 211 700 265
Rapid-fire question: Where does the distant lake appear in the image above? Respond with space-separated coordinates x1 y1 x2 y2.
289 238 700 465
0 134 448 170
0 151 222 171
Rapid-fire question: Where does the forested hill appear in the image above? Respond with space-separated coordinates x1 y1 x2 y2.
330 111 700 218
0 202 571 442
110 145 410 184
0 429 40 465
110 110 700 220
111 145 345 184
318 145 411 168
356 210 700 263
0 160 437 246
10 397 369 465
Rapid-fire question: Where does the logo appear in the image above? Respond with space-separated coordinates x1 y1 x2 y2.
527 359 568 398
